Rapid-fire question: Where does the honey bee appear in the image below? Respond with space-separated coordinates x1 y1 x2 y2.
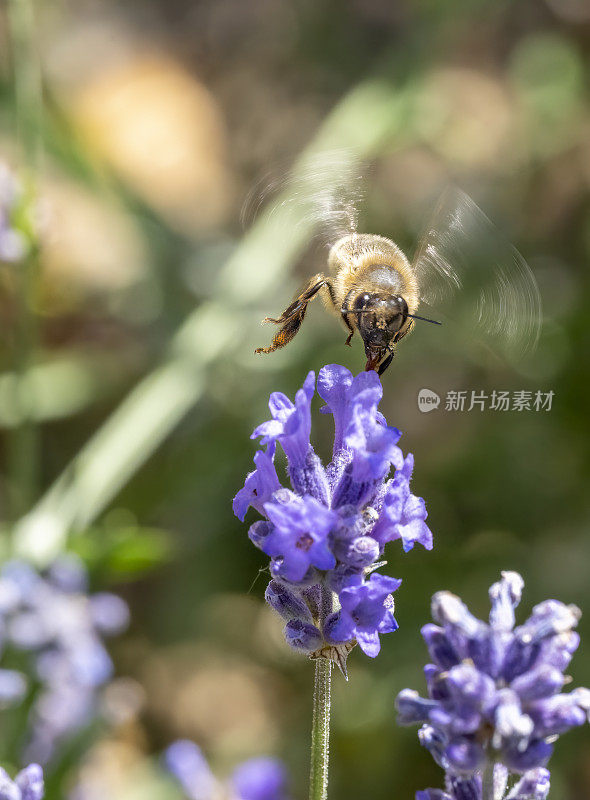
255 232 442 375
251 156 541 374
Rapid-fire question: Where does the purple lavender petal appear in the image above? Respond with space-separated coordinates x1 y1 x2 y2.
263 495 337 581
0 768 21 800
164 740 216 800
0 669 27 705
233 444 282 522
396 690 439 725
443 738 485 773
489 572 524 632
89 593 130 635
232 757 289 800
506 768 550 800
510 666 564 702
418 724 448 768
527 693 588 737
421 625 462 670
15 764 44 800
448 775 481 800
502 740 553 773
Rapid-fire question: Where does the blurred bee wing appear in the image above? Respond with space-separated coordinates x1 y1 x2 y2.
411 187 542 361
241 149 365 245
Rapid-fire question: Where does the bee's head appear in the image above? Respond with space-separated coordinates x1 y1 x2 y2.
354 292 408 343
352 292 409 371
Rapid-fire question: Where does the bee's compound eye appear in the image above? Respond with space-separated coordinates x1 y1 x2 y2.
395 296 408 316
354 292 375 311
353 292 374 311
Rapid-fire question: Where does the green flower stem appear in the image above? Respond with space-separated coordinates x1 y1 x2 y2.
309 656 332 800
481 761 496 800
7 0 43 519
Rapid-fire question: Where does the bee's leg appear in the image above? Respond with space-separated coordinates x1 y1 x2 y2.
378 349 395 376
340 289 355 346
255 274 330 354
393 319 414 344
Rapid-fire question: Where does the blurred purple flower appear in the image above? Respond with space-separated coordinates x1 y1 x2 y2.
232 757 289 800
0 764 43 800
164 740 289 800
396 572 589 799
0 163 27 263
164 741 217 800
0 557 128 764
0 669 27 706
233 365 432 673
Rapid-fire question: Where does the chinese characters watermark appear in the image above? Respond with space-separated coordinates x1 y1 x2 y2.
417 389 554 413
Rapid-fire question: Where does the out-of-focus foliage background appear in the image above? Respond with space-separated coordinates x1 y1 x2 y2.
0 0 589 797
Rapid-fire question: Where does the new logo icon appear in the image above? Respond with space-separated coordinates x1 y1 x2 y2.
417 388 440 413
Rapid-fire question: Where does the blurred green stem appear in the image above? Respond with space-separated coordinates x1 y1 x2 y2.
481 761 495 800
309 657 332 800
7 0 43 518
8 0 42 165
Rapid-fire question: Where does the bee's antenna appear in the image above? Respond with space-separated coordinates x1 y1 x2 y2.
406 313 442 325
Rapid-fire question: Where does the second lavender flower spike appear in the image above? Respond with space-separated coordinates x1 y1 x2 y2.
233 364 433 675
396 571 590 800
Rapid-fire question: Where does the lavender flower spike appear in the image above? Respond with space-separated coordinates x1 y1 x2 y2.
0 556 129 764
233 365 433 674
396 572 589 800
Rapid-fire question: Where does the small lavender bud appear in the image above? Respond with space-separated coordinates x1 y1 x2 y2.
448 775 481 800
421 624 461 669
540 630 579 671
431 592 481 638
502 739 553 772
269 558 319 588
489 571 524 632
527 693 587 736
418 724 447 768
324 564 363 594
444 738 485 773
264 581 312 622
249 521 273 549
396 689 438 725
510 665 564 702
331 535 380 568
501 638 540 683
518 600 581 644
492 690 534 747
571 686 590 717
446 663 495 708
284 619 323 652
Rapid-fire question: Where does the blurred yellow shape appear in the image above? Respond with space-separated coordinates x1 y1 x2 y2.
142 644 280 757
71 56 234 234
414 68 516 169
41 177 147 302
